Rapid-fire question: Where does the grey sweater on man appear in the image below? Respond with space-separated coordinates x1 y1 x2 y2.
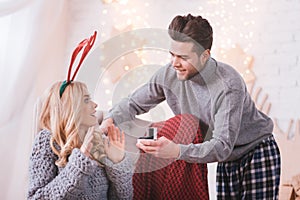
28 130 133 200
107 57 274 162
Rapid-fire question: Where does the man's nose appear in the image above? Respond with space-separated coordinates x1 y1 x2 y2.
172 56 181 67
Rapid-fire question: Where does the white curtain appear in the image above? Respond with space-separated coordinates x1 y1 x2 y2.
0 0 68 199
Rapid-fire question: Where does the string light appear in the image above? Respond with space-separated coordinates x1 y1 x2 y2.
124 65 130 71
98 0 259 109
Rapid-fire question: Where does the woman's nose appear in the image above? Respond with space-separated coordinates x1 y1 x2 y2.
93 101 97 108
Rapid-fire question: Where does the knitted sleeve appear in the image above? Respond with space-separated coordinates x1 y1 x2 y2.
105 155 134 200
27 130 98 200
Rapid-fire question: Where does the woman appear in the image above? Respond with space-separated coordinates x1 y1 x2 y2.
27 81 133 199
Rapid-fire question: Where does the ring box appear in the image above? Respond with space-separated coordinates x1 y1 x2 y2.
137 127 157 144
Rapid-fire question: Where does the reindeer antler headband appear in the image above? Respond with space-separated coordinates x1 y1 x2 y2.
59 31 97 97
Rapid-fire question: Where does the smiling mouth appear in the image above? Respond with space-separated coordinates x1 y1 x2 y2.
176 69 186 73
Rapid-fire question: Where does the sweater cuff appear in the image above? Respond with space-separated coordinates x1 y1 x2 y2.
178 144 190 160
68 148 98 175
104 112 113 121
104 154 133 173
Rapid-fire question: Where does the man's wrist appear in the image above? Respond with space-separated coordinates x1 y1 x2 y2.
175 144 181 160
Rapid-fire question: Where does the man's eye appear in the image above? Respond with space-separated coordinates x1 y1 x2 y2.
182 57 188 60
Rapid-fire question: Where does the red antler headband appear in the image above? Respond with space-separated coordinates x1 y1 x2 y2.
59 31 97 97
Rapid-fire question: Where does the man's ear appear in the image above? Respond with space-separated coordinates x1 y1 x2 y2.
200 49 210 65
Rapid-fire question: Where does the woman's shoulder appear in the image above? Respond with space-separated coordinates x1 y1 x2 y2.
35 129 52 144
31 129 54 154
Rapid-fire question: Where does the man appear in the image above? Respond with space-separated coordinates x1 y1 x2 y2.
101 14 281 199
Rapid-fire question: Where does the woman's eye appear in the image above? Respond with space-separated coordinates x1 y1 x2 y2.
84 98 91 103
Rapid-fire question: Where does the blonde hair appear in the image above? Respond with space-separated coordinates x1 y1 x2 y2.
39 81 105 167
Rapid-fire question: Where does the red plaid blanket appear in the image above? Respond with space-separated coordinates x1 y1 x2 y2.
133 114 209 200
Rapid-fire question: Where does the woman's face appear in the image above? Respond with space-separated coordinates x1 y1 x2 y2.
79 89 98 131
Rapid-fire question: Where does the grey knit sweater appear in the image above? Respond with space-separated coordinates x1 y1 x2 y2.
107 57 274 162
28 130 133 200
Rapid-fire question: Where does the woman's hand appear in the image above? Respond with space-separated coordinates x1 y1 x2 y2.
104 124 125 163
80 126 95 158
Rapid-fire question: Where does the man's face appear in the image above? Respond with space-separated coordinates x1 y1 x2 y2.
169 40 203 81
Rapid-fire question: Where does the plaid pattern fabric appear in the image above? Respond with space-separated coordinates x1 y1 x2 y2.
133 114 209 200
216 135 281 200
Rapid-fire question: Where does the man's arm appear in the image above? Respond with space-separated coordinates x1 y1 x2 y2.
101 67 167 131
136 88 246 163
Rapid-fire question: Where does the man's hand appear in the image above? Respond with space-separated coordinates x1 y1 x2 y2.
99 118 114 134
104 124 125 163
136 136 180 159
95 110 104 125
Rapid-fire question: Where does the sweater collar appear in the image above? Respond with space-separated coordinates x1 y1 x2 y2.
189 57 217 84
200 57 217 81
